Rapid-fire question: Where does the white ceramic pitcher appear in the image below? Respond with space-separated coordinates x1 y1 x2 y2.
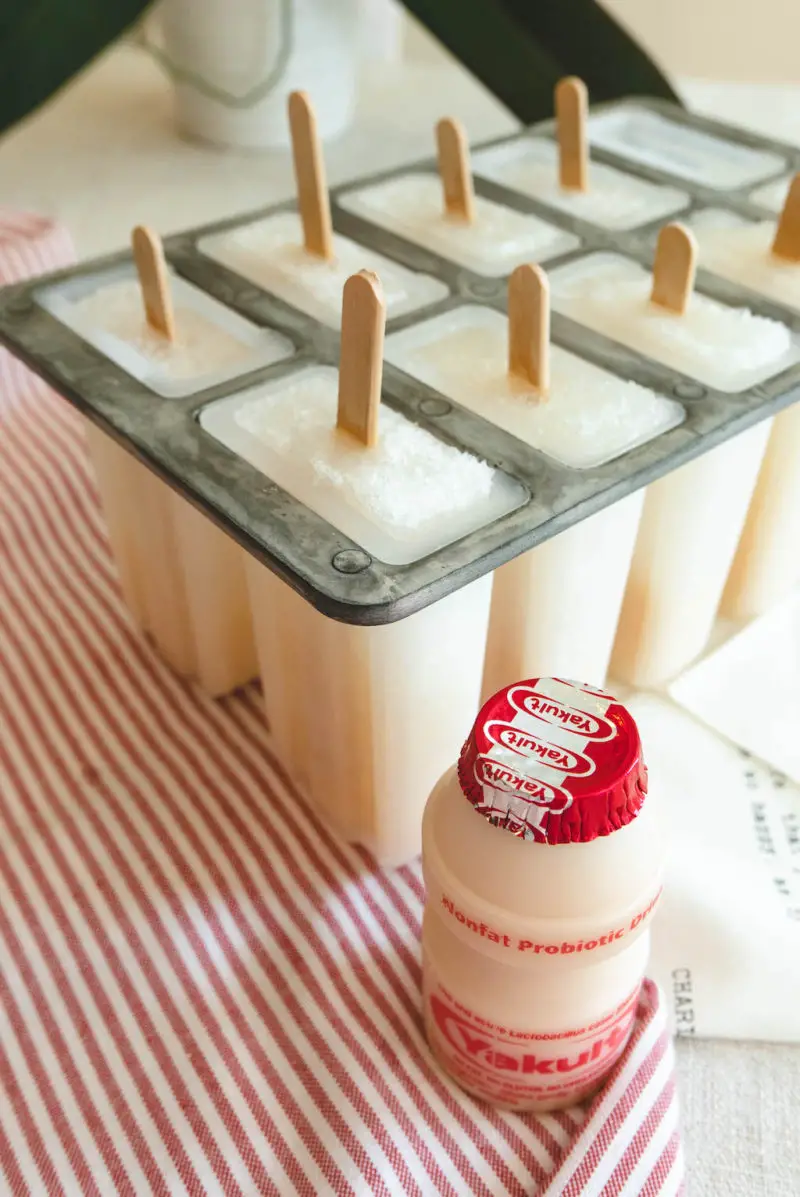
151 0 364 150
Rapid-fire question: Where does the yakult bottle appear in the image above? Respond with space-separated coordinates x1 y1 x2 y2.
421 677 664 1111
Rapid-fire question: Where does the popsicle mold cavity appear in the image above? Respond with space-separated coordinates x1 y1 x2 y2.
37 269 293 398
199 211 448 327
691 209 800 312
337 173 580 276
199 365 526 565
588 106 785 190
549 253 799 391
386 305 683 469
471 137 687 231
75 284 246 374
248 560 494 866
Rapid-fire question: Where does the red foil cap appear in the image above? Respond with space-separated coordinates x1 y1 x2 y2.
457 678 647 844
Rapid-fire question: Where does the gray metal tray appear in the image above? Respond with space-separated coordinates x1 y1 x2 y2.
0 96 798 625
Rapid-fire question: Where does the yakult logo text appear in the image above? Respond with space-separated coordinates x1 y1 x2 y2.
429 994 629 1076
507 687 616 742
474 756 571 806
483 724 594 776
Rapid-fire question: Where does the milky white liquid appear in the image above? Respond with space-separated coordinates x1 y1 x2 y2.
337 173 580 276
386 305 680 689
85 423 257 694
611 423 773 687
549 253 799 392
545 253 792 679
471 137 687 230
421 678 665 1110
386 306 683 469
247 559 493 865
39 271 293 397
721 403 800 620
692 209 800 312
201 363 522 862
169 496 258 695
61 273 286 692
199 211 448 328
200 365 525 565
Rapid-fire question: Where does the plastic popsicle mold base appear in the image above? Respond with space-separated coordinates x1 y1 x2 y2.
85 421 258 694
1 98 800 627
246 557 494 866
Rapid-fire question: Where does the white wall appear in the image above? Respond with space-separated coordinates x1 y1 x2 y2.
401 1 800 84
602 0 800 82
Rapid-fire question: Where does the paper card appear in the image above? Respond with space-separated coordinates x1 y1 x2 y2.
631 693 800 1042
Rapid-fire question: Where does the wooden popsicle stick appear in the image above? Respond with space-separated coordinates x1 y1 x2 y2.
288 90 334 261
771 173 800 262
508 263 550 398
131 225 176 341
555 76 588 192
650 223 698 315
436 117 476 224
337 270 386 448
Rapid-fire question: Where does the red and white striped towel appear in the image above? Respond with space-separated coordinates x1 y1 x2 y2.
0 213 684 1196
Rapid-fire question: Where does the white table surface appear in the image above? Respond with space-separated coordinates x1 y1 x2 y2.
2 40 799 1197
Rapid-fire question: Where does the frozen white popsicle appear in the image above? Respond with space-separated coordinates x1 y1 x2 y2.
549 250 799 391
665 197 800 619
337 174 581 279
200 212 448 328
85 434 259 695
200 91 447 325
603 226 779 684
247 561 494 864
387 265 680 689
473 136 687 231
384 305 684 471
38 267 290 398
338 116 579 276
202 364 522 566
207 270 521 863
65 227 278 693
690 202 800 314
473 129 687 231
95 452 257 697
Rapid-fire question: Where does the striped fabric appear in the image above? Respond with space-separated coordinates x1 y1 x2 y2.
0 213 684 1196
